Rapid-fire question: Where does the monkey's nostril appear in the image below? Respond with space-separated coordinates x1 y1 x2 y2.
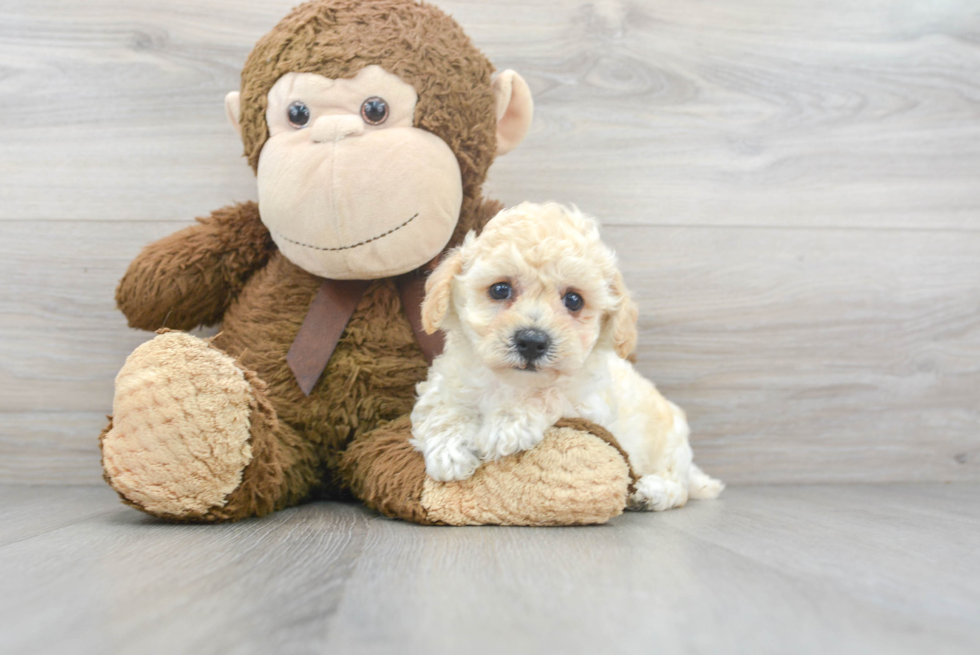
513 328 551 363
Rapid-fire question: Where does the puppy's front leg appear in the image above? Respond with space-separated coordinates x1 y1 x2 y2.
474 409 553 462
411 380 482 481
411 410 482 482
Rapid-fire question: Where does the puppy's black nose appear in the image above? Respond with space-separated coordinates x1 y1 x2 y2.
514 329 551 364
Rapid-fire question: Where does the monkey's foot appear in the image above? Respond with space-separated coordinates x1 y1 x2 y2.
341 417 632 526
100 332 256 520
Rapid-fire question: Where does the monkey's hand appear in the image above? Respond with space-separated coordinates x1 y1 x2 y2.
116 202 274 331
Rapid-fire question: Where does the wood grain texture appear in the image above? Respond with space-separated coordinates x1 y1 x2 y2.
1 0 978 228
0 0 978 485
0 484 977 654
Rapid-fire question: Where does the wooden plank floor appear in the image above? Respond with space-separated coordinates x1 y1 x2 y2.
1 484 977 655
1 0 978 487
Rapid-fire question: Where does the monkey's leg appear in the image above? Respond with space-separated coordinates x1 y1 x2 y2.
339 416 634 526
100 331 319 522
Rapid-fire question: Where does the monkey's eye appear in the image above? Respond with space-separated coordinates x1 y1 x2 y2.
488 282 512 301
287 101 311 128
563 291 584 312
360 97 389 125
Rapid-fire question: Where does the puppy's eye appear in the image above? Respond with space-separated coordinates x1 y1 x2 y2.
287 101 311 128
488 282 512 300
360 97 389 125
563 291 584 312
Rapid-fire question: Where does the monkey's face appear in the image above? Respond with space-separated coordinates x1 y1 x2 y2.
254 66 463 279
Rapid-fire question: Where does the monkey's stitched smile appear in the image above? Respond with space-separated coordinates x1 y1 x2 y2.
273 213 419 252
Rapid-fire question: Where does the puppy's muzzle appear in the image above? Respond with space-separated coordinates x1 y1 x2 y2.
513 328 551 367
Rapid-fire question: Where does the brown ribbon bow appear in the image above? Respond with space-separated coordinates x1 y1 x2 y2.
286 272 444 396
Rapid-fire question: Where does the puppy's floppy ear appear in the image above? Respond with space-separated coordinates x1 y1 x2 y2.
421 249 465 334
608 270 639 359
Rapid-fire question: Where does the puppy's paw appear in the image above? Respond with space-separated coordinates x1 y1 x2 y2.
475 416 547 461
628 474 687 512
424 441 481 482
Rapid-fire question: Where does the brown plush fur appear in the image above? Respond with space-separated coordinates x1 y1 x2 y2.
116 202 275 331
105 0 629 523
555 418 639 496
339 415 435 524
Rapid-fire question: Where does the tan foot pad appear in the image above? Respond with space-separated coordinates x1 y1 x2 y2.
421 426 630 526
101 332 254 517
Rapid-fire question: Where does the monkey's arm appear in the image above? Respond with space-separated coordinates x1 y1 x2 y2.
116 201 275 331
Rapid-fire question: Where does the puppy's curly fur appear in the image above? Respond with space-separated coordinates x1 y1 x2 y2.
410 202 723 510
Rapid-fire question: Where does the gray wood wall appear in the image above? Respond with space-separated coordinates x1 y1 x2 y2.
1 0 977 485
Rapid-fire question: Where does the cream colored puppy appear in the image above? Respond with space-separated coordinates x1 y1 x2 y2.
410 202 723 511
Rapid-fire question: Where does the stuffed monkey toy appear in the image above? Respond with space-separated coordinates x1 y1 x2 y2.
99 0 634 525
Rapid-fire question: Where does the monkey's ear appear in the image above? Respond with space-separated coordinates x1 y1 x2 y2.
493 70 534 156
225 91 242 136
421 249 465 334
